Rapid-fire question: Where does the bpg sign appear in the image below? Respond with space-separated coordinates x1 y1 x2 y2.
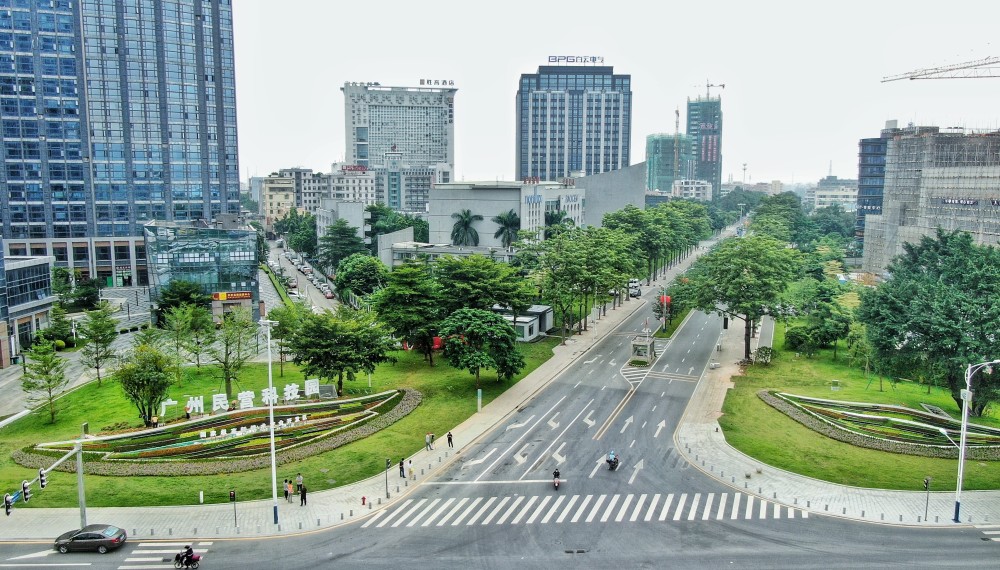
548 55 605 64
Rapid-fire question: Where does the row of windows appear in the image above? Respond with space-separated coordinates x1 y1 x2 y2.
0 11 74 33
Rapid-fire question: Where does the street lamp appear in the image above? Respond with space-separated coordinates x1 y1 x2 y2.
259 318 280 525
942 358 999 523
737 203 746 220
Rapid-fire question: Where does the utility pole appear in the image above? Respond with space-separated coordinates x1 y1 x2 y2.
742 163 747 185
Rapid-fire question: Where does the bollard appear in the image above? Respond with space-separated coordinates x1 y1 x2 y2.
317 519 321 527
404 480 408 487
935 516 939 523
773 492 776 499
824 505 828 511
397 486 400 493
378 498 382 505
806 501 810 507
794 499 797 505
369 503 373 510
422 468 425 475
341 513 344 520
168 528 172 536
918 516 921 522
842 508 846 514
862 510 865 517
744 482 748 488
237 526 241 534
200 491 204 504
362 496 366 506
758 487 762 494
298 522 302 529
731 476 735 483
133 529 137 537
439 457 442 463
702 460 705 466
899 515 902 522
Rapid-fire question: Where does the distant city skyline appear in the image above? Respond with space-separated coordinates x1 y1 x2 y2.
232 0 1000 186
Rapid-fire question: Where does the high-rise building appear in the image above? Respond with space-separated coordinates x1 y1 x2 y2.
516 64 632 181
686 96 723 198
0 0 240 287
645 133 694 192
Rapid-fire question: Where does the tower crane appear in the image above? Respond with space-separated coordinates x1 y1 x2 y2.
882 56 1000 82
705 80 725 98
673 108 680 181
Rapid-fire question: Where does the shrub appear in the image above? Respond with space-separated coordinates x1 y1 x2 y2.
64 338 76 348
53 339 66 351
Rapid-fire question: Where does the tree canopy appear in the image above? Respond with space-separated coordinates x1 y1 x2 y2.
370 261 443 365
439 308 524 387
334 253 388 297
318 218 367 274
435 254 535 317
451 209 483 246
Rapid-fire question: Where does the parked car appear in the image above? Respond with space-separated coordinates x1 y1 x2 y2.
629 287 641 298
54 524 127 554
324 291 335 299
288 291 303 299
628 278 641 288
287 279 297 289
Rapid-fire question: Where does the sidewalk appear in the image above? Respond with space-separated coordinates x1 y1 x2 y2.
674 314 1000 527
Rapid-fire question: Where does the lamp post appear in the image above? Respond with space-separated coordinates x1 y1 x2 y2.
259 318 280 525
943 358 999 523
737 203 746 220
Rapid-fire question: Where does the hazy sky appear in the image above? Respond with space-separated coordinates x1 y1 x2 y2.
232 0 1000 186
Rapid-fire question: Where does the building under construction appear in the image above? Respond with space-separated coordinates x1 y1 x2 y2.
645 133 694 192
861 127 1000 275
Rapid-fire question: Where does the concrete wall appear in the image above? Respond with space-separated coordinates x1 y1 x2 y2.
578 162 647 227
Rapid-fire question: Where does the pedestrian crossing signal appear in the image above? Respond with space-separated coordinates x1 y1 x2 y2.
21 481 30 503
39 468 47 489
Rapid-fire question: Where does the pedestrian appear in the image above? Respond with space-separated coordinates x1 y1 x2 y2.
283 479 289 502
286 480 294 503
408 459 414 480
430 433 435 449
425 433 432 451
295 472 303 493
300 484 307 506
447 431 453 448
398 458 405 478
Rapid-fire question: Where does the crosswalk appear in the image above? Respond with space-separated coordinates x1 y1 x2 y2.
361 491 808 530
976 524 1000 542
117 541 212 570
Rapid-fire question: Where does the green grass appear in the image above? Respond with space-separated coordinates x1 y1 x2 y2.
720 323 1000 491
0 338 560 507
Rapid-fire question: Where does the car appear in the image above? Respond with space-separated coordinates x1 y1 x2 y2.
324 291 335 299
629 287 641 298
628 278 641 288
287 280 297 289
288 291 303 299
54 524 127 554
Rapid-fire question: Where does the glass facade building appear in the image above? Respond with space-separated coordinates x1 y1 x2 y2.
646 133 694 192
516 65 632 181
0 0 240 286
686 97 723 199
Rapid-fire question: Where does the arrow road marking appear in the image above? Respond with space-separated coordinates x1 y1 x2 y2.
688 366 695 375
609 359 617 366
583 354 601 364
506 414 535 432
619 415 634 434
521 399 594 479
466 447 496 467
589 458 604 479
547 412 560 430
7 550 57 560
514 443 530 465
583 410 595 428
475 396 566 482
654 420 666 438
552 442 567 465
629 458 644 485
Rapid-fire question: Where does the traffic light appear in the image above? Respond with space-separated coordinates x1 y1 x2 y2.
923 477 931 490
3 493 10 516
38 468 47 489
21 480 30 503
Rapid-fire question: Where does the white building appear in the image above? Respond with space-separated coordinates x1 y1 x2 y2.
671 179 712 201
427 181 585 247
261 176 295 232
315 198 368 242
330 163 378 204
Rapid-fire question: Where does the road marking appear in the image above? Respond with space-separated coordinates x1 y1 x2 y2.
521 399 594 479
629 439 636 448
744 495 754 519
759 498 767 519
525 496 550 525
496 496 524 525
600 494 621 522
615 494 634 522
409 497 442 527
547 412 561 429
716 493 728 520
628 458 644 484
476 395 566 482
589 458 604 479
450 497 481 526
619 415 634 434
787 506 794 519
514 443 530 464
659 493 675 521
687 493 701 520
654 420 666 438
773 501 780 519
601 385 606 391
702 493 714 520
422 497 455 526
6 551 57 560
594 388 638 440
436 497 468 526
645 494 661 521
391 498 427 527
478 497 508 525
505 414 536 432
731 493 741 520
672 493 688 521
651 405 656 412
361 509 386 528
552 442 567 465
466 448 496 467
574 380 582 387
661 391 665 397
631 494 647 522
587 370 594 375
567 494 589 523
376 499 412 527
540 495 564 524
585 494 607 523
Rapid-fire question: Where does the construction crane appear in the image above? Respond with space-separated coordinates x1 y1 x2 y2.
673 108 680 181
882 56 1000 82
705 80 725 98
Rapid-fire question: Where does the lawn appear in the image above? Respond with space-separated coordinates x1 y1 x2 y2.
720 323 1000 491
0 338 560 507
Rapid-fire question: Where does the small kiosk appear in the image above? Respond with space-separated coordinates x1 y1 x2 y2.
630 335 656 366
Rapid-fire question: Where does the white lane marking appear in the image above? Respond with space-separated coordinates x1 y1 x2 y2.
542 495 565 524
480 496 511 525
600 494 621 522
615 494 634 522
589 458 604 479
759 498 767 520
731 493 741 520
672 493 688 521
702 493 714 520
631 494 647 522
420 498 452 527
552 442 568 465
376 499 412 527
585 494 607 523
511 496 537 525
773 501 780 519
583 409 596 427
392 498 428 527
661 391 665 397
745 495 754 519
716 493 728 520
526 495 551 525
513 443 531 465
466 447 496 467
569 494 591 523
496 496 525 525
588 370 594 375
659 493 675 521
802 510 809 518
450 497 482 526
687 493 701 521
601 385 606 391
6 551 58 560
407 498 440 527
437 497 469 526
645 494 661 521
787 506 795 519
651 405 656 412
361 509 386 528
477 397 565 481
574 381 582 388
629 439 636 448
521 399 594 479
628 458 644 485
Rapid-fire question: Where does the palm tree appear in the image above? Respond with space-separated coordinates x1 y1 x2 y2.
491 209 521 248
544 210 575 239
451 209 483 246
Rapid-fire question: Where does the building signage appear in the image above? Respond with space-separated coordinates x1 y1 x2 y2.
164 379 322 417
419 79 455 86
521 176 540 184
940 198 978 206
342 165 368 173
346 81 382 87
213 291 252 301
548 55 605 64
562 194 579 203
524 194 543 205
560 178 575 187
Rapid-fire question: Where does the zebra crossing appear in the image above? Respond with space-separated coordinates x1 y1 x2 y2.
975 524 1000 542
117 541 212 570
361 491 809 530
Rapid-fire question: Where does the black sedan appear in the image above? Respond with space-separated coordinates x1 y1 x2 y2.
53 524 127 554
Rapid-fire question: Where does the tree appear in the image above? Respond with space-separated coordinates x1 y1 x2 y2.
267 301 309 376
492 209 521 249
435 254 535 317
289 306 397 396
256 230 270 265
288 214 318 258
371 261 443 365
79 302 119 386
51 267 74 299
209 308 256 401
162 304 194 385
440 308 524 387
22 340 69 423
857 229 1000 414
334 253 388 297
157 279 211 314
184 306 215 368
451 209 483 246
39 303 73 345
544 210 574 239
674 235 800 360
74 278 101 310
846 322 876 389
114 344 172 426
318 218 367 274
366 204 429 252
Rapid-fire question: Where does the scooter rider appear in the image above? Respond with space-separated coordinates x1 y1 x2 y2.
553 468 560 480
181 546 194 568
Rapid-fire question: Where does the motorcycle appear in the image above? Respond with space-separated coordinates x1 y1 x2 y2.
607 454 620 471
553 470 560 490
173 553 202 569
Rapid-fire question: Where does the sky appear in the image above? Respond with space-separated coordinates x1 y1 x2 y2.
232 0 1000 187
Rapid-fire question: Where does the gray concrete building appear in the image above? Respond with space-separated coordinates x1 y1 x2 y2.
576 162 646 227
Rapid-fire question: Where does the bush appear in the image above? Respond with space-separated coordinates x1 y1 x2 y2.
53 339 66 351
120 328 130 335
64 338 76 348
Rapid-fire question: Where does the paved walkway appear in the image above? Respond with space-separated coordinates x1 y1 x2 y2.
4 228 998 539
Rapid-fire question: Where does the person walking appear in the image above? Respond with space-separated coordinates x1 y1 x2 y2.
430 433 435 449
286 480 294 503
398 458 405 478
447 431 453 448
425 433 432 451
408 459 414 480
283 479 289 502
299 484 307 506
295 473 303 493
